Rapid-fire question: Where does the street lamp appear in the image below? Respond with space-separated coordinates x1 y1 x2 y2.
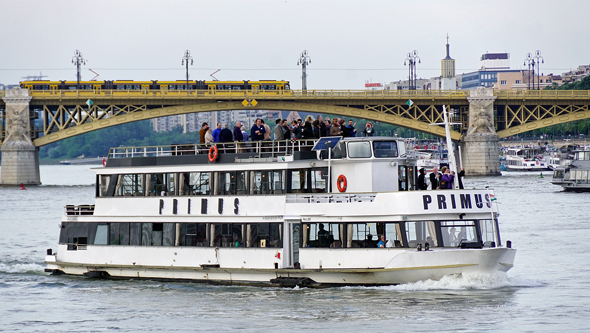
533 50 544 90
404 50 421 90
71 50 86 90
297 50 311 90
524 53 535 90
181 50 194 89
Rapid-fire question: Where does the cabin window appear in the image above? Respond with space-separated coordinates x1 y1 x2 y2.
180 172 211 195
179 223 208 246
373 141 398 158
440 221 478 247
98 175 111 197
246 223 282 248
310 168 328 193
289 169 308 193
148 173 175 196
347 141 372 158
211 223 244 247
141 223 175 246
67 237 87 250
130 223 142 245
217 171 248 195
302 223 341 248
252 170 283 194
479 219 496 246
94 224 108 245
115 174 144 197
553 169 564 179
109 223 130 245
405 221 439 248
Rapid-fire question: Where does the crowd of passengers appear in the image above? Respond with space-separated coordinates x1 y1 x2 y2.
199 115 378 145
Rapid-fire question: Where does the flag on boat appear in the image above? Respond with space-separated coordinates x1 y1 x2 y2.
102 157 106 167
490 194 497 201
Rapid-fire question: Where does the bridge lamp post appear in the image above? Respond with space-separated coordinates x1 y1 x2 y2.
71 50 86 90
297 50 311 90
181 50 194 90
404 50 420 90
533 50 544 90
524 53 533 90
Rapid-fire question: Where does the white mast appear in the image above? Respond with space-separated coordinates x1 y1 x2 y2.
431 105 460 189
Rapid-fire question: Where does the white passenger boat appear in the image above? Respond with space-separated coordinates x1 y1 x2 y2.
45 135 515 286
504 147 549 171
551 150 590 192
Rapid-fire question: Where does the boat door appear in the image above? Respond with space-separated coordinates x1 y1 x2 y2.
284 219 301 268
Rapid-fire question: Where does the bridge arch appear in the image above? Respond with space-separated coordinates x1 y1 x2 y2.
33 101 460 146
496 108 590 139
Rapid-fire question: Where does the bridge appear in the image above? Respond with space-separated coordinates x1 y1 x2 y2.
1 87 590 184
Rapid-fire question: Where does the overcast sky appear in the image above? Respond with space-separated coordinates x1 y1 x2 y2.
1 0 588 89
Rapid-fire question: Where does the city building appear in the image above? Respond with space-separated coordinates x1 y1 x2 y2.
460 52 520 89
561 65 590 83
495 71 561 90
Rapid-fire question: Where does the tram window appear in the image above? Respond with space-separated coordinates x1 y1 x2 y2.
115 174 144 196
181 172 212 195
289 169 308 193
405 221 438 248
180 223 207 246
148 173 175 196
311 168 327 193
246 223 282 248
348 141 372 158
373 141 398 158
440 221 477 247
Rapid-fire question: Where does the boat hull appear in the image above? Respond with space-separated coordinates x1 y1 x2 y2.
45 247 516 286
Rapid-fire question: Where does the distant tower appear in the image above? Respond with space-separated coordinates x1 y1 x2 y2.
441 34 455 79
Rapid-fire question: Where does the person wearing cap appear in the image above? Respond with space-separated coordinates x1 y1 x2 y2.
417 168 428 190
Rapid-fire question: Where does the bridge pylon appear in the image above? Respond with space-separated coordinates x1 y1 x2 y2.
460 87 501 176
1 87 41 185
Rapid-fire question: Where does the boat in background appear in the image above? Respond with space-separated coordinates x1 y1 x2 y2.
551 150 590 191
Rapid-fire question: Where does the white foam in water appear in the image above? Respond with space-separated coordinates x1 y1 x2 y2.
0 262 46 274
367 272 544 291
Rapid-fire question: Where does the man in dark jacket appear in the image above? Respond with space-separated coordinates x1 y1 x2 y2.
199 122 208 144
417 168 428 190
250 118 266 141
219 124 233 142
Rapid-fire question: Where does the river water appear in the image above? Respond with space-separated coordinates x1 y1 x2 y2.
1 165 589 332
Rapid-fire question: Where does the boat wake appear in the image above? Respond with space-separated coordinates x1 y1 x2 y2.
368 272 544 291
0 261 46 275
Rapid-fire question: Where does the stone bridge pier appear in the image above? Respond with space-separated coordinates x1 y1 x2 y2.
460 87 501 176
1 88 41 185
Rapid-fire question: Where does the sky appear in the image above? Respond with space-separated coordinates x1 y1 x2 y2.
1 0 589 89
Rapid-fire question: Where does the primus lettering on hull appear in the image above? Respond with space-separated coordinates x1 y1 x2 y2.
45 137 515 287
422 193 492 210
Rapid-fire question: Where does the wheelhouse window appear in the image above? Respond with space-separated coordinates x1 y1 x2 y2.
97 175 111 197
440 221 478 247
310 168 328 193
289 169 308 193
373 141 398 158
348 141 372 158
114 174 144 197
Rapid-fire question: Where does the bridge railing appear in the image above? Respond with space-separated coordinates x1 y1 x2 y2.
494 90 590 98
24 89 470 99
107 140 317 160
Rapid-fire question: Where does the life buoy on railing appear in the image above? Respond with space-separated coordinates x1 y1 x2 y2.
424 145 428 149
337 174 347 192
208 146 218 163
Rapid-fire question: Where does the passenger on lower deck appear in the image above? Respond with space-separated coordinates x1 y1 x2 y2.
317 223 330 247
377 234 386 248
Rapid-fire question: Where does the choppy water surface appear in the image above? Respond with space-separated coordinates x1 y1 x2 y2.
1 166 589 332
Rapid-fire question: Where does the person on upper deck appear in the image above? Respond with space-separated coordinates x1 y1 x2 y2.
204 127 214 145
250 118 266 141
440 166 454 189
361 122 375 137
329 118 342 136
219 124 233 143
417 168 428 190
274 118 284 140
233 121 244 142
261 120 272 140
199 122 208 144
212 123 222 143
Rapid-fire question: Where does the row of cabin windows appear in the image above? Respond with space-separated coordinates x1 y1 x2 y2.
563 170 590 183
61 220 498 251
62 222 282 249
97 168 328 197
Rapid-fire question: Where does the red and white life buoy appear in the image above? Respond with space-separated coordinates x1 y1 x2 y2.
536 160 539 165
337 174 347 192
208 146 218 163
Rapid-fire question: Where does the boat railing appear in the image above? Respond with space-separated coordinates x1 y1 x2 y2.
107 139 317 160
65 204 95 216
286 193 376 204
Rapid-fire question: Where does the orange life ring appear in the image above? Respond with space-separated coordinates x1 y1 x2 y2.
208 146 218 162
337 174 347 192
